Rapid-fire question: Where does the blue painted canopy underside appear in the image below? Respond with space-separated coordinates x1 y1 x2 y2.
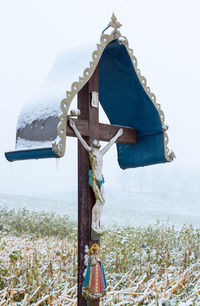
98 40 166 169
5 148 58 162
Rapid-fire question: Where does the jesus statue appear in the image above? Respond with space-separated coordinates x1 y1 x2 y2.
69 118 123 235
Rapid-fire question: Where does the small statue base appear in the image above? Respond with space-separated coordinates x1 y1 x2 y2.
87 299 100 306
91 228 102 241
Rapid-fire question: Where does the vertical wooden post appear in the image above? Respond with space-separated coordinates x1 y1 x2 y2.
77 68 99 306
78 81 90 306
88 68 99 246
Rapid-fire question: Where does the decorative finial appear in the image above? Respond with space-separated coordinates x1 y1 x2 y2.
168 150 176 161
108 13 122 31
101 13 122 36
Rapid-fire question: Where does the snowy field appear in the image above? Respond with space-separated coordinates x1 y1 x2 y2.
0 191 200 304
0 189 200 228
0 214 200 305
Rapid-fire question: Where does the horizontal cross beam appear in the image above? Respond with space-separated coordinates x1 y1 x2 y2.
66 119 137 145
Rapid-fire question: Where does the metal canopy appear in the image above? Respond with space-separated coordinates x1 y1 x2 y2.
5 15 174 167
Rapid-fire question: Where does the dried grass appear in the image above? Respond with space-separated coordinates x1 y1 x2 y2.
0 207 200 305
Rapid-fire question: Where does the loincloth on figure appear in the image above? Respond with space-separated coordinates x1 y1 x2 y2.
89 170 105 190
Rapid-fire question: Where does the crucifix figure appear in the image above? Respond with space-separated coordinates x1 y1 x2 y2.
69 118 123 235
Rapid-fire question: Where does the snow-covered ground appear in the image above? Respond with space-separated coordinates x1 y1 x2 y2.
1 189 200 228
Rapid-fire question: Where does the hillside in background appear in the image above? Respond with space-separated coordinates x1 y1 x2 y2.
1 165 200 228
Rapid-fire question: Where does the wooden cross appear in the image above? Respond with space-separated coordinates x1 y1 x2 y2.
66 67 137 306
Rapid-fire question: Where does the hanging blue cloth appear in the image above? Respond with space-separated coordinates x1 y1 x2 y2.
99 40 166 169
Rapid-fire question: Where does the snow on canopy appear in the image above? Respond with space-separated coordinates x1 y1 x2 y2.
8 21 173 166
16 44 96 149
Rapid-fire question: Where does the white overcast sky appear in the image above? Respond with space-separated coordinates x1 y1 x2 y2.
0 0 200 196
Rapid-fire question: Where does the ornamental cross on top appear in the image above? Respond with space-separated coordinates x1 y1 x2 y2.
108 13 122 31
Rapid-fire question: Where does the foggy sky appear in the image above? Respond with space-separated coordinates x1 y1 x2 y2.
0 0 200 196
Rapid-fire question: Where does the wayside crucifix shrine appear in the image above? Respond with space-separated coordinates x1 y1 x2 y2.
5 14 174 305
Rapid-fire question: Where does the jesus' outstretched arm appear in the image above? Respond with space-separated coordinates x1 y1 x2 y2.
69 119 92 152
100 128 123 156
